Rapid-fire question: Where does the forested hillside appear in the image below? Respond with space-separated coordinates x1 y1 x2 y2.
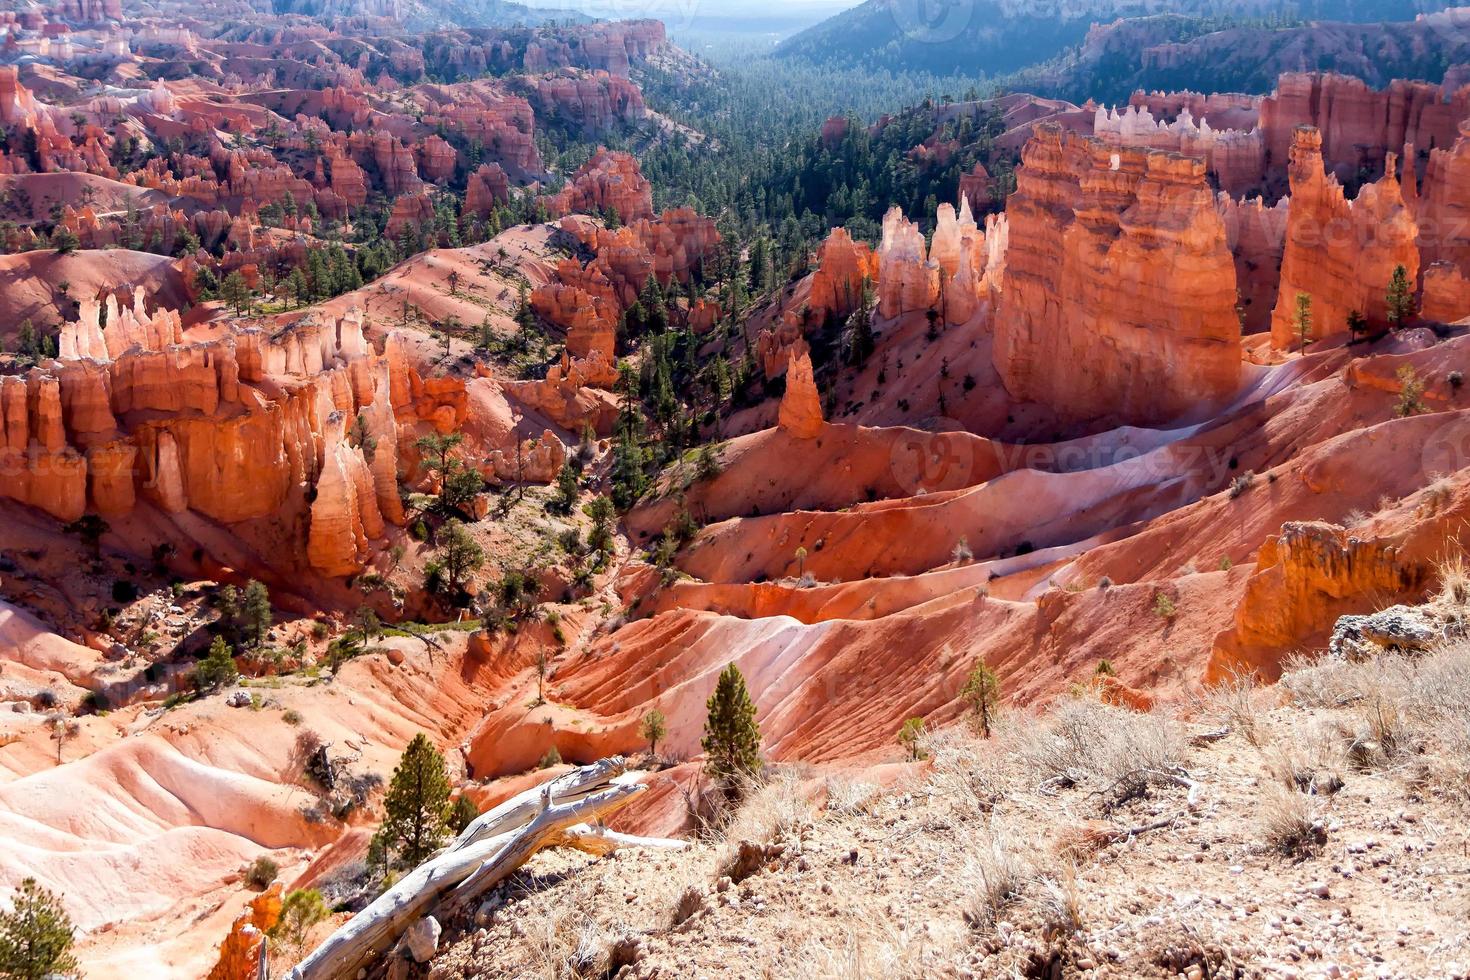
775 0 1435 76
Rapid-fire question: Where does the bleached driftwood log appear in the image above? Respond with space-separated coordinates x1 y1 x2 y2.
287 757 684 980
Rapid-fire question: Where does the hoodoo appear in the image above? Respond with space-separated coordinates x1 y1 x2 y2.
994 124 1241 425
1269 126 1420 348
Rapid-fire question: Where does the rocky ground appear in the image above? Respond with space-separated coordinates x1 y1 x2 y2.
417 637 1470 980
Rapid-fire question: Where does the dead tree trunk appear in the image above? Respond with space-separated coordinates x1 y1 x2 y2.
286 757 682 980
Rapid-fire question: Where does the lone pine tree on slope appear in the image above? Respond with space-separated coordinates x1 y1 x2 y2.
701 663 762 796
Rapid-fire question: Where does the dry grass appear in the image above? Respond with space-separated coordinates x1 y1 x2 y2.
823 775 881 817
1201 667 1266 745
1419 477 1455 517
1433 553 1470 610
722 769 814 847
1258 782 1325 857
1279 641 1470 794
787 925 943 980
921 726 1009 814
1031 861 1085 938
963 819 1031 930
1015 695 1185 792
1263 719 1344 795
524 910 604 980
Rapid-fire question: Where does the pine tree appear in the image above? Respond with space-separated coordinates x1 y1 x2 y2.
1346 309 1369 343
961 662 1000 738
446 794 480 835
194 636 239 692
221 270 251 315
0 878 78 980
515 282 535 351
696 443 721 481
287 266 309 308
216 584 241 642
372 733 451 868
416 431 465 487
243 580 271 647
1386 264 1415 328
897 717 927 760
639 707 667 756
553 460 579 514
1294 291 1313 352
585 495 616 556
440 464 484 515
701 663 762 791
436 519 484 594
268 889 328 963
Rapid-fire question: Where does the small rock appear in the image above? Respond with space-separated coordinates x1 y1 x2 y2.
405 915 441 963
225 691 252 708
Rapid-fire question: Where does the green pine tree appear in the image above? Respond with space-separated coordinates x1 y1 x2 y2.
1386 264 1415 328
0 878 78 980
221 270 251 315
446 794 480 835
243 580 271 647
701 664 762 792
553 460 580 514
371 733 452 868
639 708 668 757
194 635 239 693
960 662 1000 738
1294 291 1313 352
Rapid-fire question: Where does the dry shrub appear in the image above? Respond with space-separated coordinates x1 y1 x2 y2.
963 820 1030 930
674 772 736 840
1347 695 1410 769
722 769 813 847
1278 652 1374 708
788 925 939 980
1433 553 1470 609
1263 721 1344 795
1016 696 1185 791
1202 667 1265 745
922 726 1009 814
1419 478 1455 518
1258 783 1326 857
824 775 881 817
1282 643 1470 791
1032 861 1085 939
525 911 603 980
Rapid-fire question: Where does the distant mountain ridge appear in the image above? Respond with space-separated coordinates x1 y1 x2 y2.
774 0 1447 76
1017 7 1470 102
